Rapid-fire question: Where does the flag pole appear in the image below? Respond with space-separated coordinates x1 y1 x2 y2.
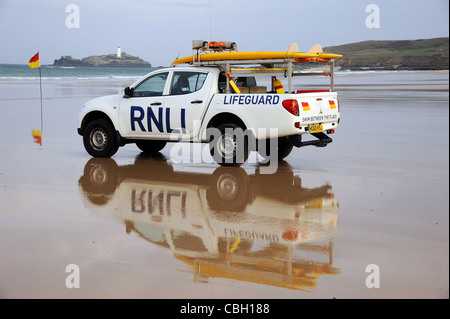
29 51 43 146
39 66 43 132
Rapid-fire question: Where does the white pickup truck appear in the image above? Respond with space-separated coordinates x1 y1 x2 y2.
78 50 341 166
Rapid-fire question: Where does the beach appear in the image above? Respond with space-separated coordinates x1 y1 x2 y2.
0 69 448 299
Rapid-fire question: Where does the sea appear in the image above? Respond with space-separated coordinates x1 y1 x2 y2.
0 64 159 83
1 63 448 97
1 63 437 83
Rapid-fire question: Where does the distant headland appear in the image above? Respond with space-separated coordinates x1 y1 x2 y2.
53 46 151 68
323 37 448 71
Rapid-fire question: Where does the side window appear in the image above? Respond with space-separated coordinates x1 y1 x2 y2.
132 72 168 97
218 71 227 93
170 72 207 95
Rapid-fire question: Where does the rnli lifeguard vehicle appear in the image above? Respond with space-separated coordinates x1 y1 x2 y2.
77 41 342 166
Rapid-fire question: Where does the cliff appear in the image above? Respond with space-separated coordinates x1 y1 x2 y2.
323 37 449 70
53 52 151 68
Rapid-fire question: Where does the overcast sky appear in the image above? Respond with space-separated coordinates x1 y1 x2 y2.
0 0 448 66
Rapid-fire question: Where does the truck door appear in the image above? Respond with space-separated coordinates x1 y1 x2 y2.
164 71 212 138
118 71 169 138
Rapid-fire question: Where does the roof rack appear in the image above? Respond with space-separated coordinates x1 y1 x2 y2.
174 41 339 93
190 58 336 93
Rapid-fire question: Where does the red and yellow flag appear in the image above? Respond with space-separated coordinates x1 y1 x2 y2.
31 129 42 146
28 52 40 69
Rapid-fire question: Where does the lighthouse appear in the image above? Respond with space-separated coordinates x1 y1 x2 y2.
117 45 121 58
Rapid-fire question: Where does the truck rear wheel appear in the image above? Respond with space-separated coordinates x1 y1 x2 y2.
83 119 118 158
209 124 249 166
259 137 293 160
277 137 294 159
206 167 251 212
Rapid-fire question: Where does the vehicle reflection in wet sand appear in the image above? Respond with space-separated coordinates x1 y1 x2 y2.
78 154 340 291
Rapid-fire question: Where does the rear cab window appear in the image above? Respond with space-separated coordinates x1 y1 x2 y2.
170 71 208 95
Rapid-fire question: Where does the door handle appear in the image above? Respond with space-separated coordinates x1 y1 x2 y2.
150 102 162 106
191 100 203 104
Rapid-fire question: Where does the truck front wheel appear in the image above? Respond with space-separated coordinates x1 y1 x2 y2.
209 124 249 166
83 119 118 158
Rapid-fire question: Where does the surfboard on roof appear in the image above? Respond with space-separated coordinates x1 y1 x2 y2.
171 41 343 65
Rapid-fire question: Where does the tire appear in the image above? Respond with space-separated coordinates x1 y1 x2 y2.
277 137 294 159
206 167 251 212
136 140 167 153
259 137 293 160
209 124 249 166
78 158 118 205
83 119 118 158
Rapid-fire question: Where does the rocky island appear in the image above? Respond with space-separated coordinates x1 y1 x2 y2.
53 51 151 68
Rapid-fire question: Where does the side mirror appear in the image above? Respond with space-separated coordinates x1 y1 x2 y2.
124 86 134 98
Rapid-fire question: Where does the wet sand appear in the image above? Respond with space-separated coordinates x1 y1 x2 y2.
0 71 448 299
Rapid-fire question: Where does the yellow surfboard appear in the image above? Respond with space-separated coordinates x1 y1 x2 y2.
172 51 342 65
